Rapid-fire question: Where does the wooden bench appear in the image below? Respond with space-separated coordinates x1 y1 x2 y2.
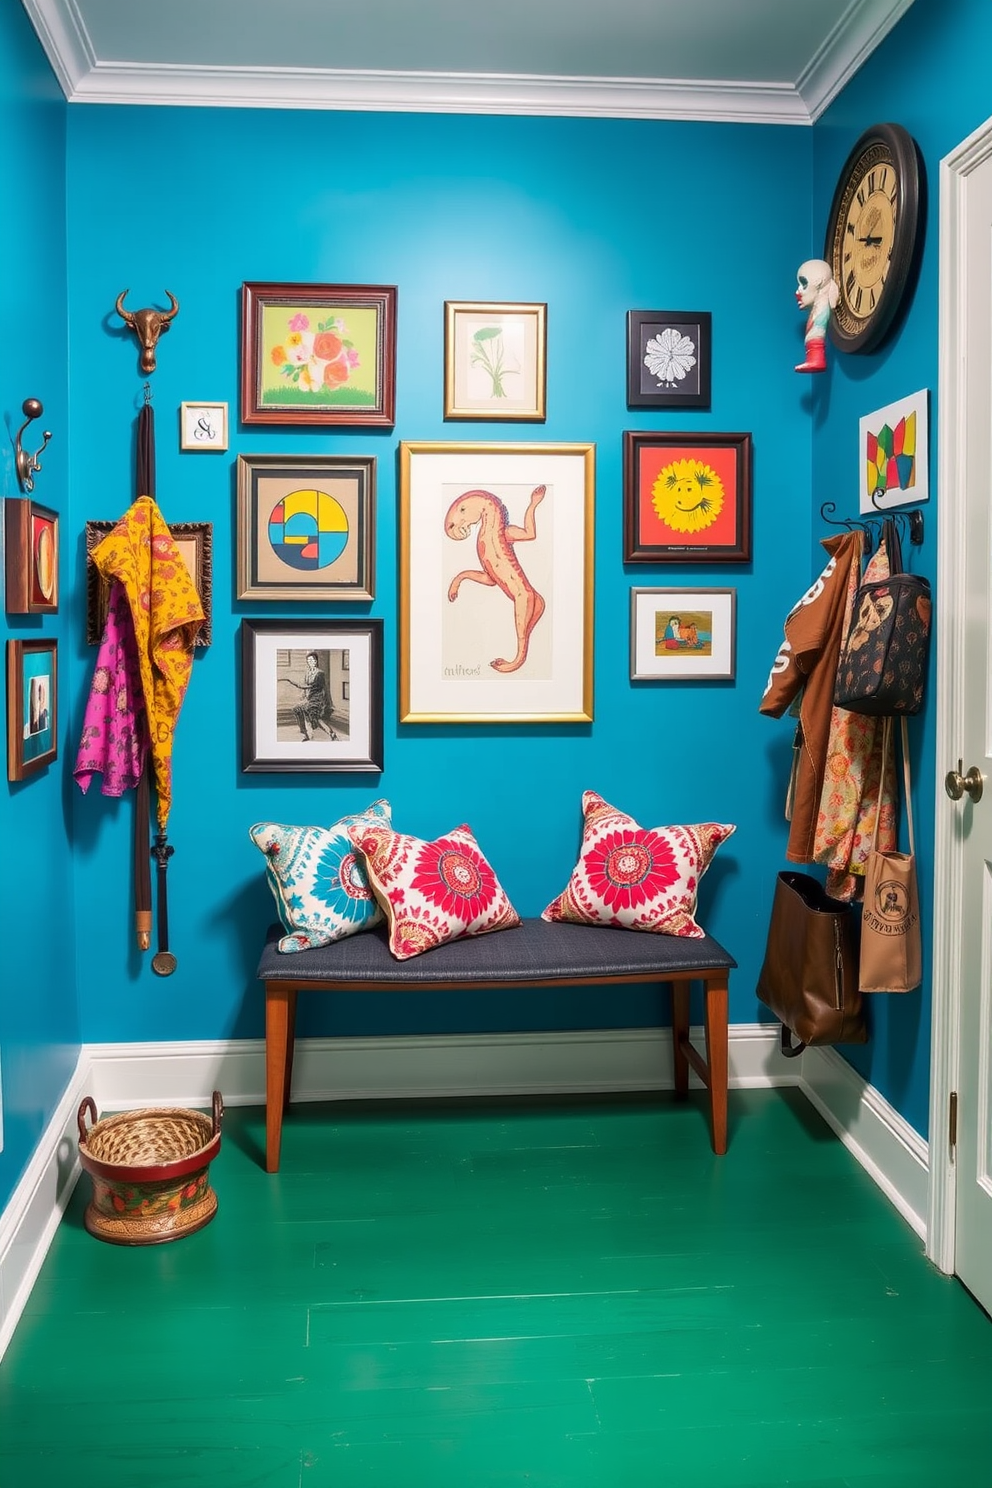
256 917 737 1173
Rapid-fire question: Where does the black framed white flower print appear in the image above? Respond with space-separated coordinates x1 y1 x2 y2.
626 310 711 410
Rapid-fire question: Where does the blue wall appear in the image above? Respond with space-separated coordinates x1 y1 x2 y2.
809 0 992 1135
0 4 78 1211
65 108 813 1047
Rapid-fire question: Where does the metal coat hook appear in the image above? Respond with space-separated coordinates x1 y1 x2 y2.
14 398 52 493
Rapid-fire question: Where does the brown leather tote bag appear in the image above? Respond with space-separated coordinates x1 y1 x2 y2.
757 870 867 1057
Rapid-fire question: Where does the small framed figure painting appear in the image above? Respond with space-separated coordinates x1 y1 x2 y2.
241 618 383 773
7 638 58 780
4 498 58 614
630 588 736 681
236 454 375 602
86 520 213 646
623 431 752 563
399 441 595 724
444 301 547 421
626 310 711 410
241 281 397 427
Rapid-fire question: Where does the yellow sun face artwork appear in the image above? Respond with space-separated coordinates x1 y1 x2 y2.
652 459 725 534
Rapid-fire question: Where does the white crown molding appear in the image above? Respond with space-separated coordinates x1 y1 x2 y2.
22 0 914 123
54 61 809 125
797 0 916 121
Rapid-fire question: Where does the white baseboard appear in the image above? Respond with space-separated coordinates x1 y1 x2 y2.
0 1025 927 1360
800 1044 930 1239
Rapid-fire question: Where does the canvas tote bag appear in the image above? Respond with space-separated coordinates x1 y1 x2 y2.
859 717 922 992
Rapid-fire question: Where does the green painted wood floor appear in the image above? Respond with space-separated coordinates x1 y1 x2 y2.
1 1088 990 1488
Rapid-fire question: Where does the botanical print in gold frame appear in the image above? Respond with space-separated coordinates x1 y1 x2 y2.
444 302 547 421
399 441 594 723
7 638 58 781
86 521 212 646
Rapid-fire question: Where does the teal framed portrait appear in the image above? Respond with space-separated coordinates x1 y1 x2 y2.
7 637 57 781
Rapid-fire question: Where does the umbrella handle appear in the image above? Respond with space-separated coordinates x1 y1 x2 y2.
151 833 177 976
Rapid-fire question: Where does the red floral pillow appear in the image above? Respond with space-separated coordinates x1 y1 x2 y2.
347 821 521 960
542 791 735 938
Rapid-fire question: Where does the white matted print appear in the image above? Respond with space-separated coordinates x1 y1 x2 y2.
444 302 546 420
400 442 594 722
241 619 382 772
859 388 929 513
630 588 736 681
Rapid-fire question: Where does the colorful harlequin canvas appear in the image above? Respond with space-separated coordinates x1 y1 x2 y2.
859 389 929 513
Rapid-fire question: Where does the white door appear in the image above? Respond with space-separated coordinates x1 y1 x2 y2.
931 119 992 1315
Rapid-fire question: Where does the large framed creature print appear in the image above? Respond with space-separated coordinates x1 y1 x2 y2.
399 442 595 724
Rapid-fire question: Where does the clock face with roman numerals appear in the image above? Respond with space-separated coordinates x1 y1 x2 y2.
825 124 923 355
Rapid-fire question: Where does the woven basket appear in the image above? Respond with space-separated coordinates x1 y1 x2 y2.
77 1091 222 1246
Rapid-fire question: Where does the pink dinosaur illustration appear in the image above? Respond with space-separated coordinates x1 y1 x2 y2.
444 485 547 673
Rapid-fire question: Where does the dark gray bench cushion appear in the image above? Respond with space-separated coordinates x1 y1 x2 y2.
257 917 736 986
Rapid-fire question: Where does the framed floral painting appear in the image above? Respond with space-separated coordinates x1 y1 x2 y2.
444 301 547 420
630 587 736 681
241 282 397 427
623 431 752 563
399 441 595 723
626 310 711 410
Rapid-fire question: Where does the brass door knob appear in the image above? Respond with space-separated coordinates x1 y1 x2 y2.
945 761 984 803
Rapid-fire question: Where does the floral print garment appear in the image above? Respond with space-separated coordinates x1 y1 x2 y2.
75 496 203 828
74 578 149 798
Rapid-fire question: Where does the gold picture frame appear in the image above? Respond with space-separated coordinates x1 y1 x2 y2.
399 441 594 723
443 301 547 421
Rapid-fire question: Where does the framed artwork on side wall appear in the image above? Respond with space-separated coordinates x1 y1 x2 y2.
7 638 58 781
5 498 58 614
859 388 929 513
241 618 383 773
236 454 375 602
623 431 752 563
241 281 397 427
399 441 595 724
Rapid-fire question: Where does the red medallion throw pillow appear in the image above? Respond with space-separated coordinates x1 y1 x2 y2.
347 821 521 960
542 791 735 938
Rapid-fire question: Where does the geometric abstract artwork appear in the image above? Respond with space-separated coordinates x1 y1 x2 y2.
859 389 929 513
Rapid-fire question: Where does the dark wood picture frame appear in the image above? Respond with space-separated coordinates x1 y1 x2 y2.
86 521 213 646
5 498 59 614
236 453 376 602
623 431 752 564
241 618 383 773
7 637 58 781
241 281 397 427
626 310 712 410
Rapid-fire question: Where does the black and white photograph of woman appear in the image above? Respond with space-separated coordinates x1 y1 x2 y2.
277 648 351 743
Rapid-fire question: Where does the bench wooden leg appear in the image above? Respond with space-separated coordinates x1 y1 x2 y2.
265 982 297 1173
703 975 729 1156
671 981 690 1099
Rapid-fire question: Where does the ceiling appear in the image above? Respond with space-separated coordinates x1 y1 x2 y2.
23 0 914 125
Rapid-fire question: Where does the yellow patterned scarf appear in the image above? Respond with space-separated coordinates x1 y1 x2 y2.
90 496 204 830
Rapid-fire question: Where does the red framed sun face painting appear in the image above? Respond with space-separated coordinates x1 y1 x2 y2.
623 432 752 564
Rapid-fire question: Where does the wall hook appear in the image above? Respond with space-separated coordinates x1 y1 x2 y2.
14 398 52 493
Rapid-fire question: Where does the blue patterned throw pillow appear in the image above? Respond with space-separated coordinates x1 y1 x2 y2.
249 800 391 952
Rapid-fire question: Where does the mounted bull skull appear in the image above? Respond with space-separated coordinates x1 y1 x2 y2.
115 290 180 374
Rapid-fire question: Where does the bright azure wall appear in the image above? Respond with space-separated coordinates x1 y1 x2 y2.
66 106 814 1048
811 0 992 1137
0 5 76 1210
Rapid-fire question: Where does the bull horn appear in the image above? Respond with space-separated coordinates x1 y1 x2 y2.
115 289 136 327
161 291 179 322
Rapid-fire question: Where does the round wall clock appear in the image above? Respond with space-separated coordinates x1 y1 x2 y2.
824 122 923 355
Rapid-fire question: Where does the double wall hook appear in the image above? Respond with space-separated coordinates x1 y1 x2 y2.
14 398 52 493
